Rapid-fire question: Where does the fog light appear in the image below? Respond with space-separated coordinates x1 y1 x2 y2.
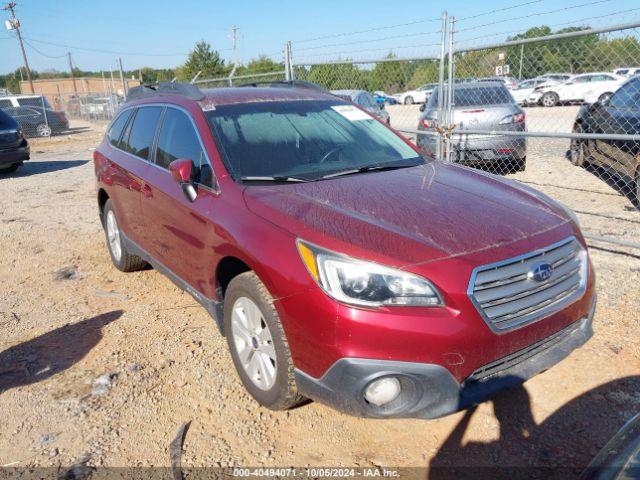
364 377 401 406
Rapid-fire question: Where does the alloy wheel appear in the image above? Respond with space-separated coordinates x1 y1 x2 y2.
542 93 557 107
106 210 122 262
231 296 277 391
37 123 52 137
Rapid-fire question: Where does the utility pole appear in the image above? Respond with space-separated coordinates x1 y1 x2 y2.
228 25 239 86
118 57 127 97
67 51 78 97
3 2 34 93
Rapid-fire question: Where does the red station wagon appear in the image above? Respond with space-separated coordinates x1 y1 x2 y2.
94 82 596 418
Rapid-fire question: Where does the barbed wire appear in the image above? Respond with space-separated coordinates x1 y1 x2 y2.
296 42 442 62
294 17 442 45
456 7 640 46
456 0 615 33
457 0 546 22
295 29 442 53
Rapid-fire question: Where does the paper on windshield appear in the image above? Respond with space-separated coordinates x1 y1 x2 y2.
331 105 372 121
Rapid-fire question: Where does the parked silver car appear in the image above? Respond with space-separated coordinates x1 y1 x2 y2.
417 82 526 172
331 89 390 124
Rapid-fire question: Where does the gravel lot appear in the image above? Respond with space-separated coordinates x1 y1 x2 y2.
0 119 638 476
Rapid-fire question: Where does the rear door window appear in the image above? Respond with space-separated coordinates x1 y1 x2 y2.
0 99 12 108
122 106 163 160
107 110 132 148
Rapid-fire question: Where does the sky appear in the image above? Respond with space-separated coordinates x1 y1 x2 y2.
1 0 639 75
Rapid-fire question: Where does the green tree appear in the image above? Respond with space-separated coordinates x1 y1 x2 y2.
241 56 283 75
180 41 226 80
370 54 407 92
302 63 369 90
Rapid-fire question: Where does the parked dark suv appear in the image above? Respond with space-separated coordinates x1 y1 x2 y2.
94 82 595 419
0 108 30 173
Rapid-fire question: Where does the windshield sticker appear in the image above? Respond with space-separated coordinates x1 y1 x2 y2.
331 105 371 121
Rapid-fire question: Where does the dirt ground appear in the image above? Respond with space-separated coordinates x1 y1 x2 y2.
0 120 639 478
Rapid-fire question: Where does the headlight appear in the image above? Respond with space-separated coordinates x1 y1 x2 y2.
558 202 580 228
296 240 443 307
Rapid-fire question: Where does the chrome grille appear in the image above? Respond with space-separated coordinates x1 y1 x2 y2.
468 237 587 332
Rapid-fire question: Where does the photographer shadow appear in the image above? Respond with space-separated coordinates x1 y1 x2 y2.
429 375 640 479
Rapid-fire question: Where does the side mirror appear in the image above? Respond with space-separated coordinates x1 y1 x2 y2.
169 158 197 202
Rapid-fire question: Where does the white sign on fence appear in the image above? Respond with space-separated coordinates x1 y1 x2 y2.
495 65 510 76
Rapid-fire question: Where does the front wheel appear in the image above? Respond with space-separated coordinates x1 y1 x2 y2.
0 163 21 174
404 96 414 105
224 272 303 410
541 92 558 107
569 139 588 167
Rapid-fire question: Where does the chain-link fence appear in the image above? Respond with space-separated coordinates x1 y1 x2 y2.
194 70 287 89
286 16 640 249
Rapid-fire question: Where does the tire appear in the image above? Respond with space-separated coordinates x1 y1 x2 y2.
541 92 558 107
569 139 588 167
404 96 414 105
598 92 613 104
224 271 303 410
36 123 52 137
511 156 526 173
102 199 147 272
0 163 21 173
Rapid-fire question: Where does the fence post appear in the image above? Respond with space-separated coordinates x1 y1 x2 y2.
285 41 294 81
445 16 455 163
40 94 50 137
437 11 448 161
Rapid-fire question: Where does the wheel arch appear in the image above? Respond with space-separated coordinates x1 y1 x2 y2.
97 188 110 221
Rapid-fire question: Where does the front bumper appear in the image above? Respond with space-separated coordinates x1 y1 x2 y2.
296 298 595 419
0 142 30 166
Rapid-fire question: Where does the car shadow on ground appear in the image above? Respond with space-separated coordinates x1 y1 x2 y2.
0 310 123 395
428 375 640 479
0 159 88 178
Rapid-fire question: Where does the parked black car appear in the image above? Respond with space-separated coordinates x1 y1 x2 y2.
0 108 30 173
569 76 640 206
2 106 69 137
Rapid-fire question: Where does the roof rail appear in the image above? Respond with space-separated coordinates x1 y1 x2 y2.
125 82 204 102
238 80 329 93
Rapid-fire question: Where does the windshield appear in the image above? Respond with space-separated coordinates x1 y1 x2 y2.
206 100 423 182
428 85 513 108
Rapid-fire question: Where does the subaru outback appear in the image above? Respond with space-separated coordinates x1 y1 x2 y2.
93 82 596 419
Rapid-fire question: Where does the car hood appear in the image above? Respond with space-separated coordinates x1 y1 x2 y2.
243 163 572 267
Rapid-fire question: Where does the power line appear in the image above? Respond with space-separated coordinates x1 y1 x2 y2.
294 16 441 44
22 38 67 59
2 2 34 92
20 36 217 57
295 29 442 53
457 0 545 22
456 0 615 33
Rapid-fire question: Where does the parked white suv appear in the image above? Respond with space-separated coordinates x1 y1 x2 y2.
0 94 52 109
533 72 625 107
395 83 437 105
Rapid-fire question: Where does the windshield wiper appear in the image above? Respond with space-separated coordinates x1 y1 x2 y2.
320 163 415 180
240 175 310 183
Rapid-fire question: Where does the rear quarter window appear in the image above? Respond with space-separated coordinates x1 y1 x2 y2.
121 106 163 160
107 110 132 148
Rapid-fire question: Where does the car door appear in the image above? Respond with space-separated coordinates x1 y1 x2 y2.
563 75 590 101
139 106 219 294
106 106 162 245
590 79 640 178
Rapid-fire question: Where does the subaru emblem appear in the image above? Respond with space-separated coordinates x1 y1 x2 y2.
529 263 554 282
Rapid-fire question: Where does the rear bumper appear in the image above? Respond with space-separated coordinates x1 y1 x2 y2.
296 296 595 419
0 143 30 166
418 135 526 162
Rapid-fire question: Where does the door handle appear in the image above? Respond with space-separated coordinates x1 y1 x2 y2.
142 184 153 198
